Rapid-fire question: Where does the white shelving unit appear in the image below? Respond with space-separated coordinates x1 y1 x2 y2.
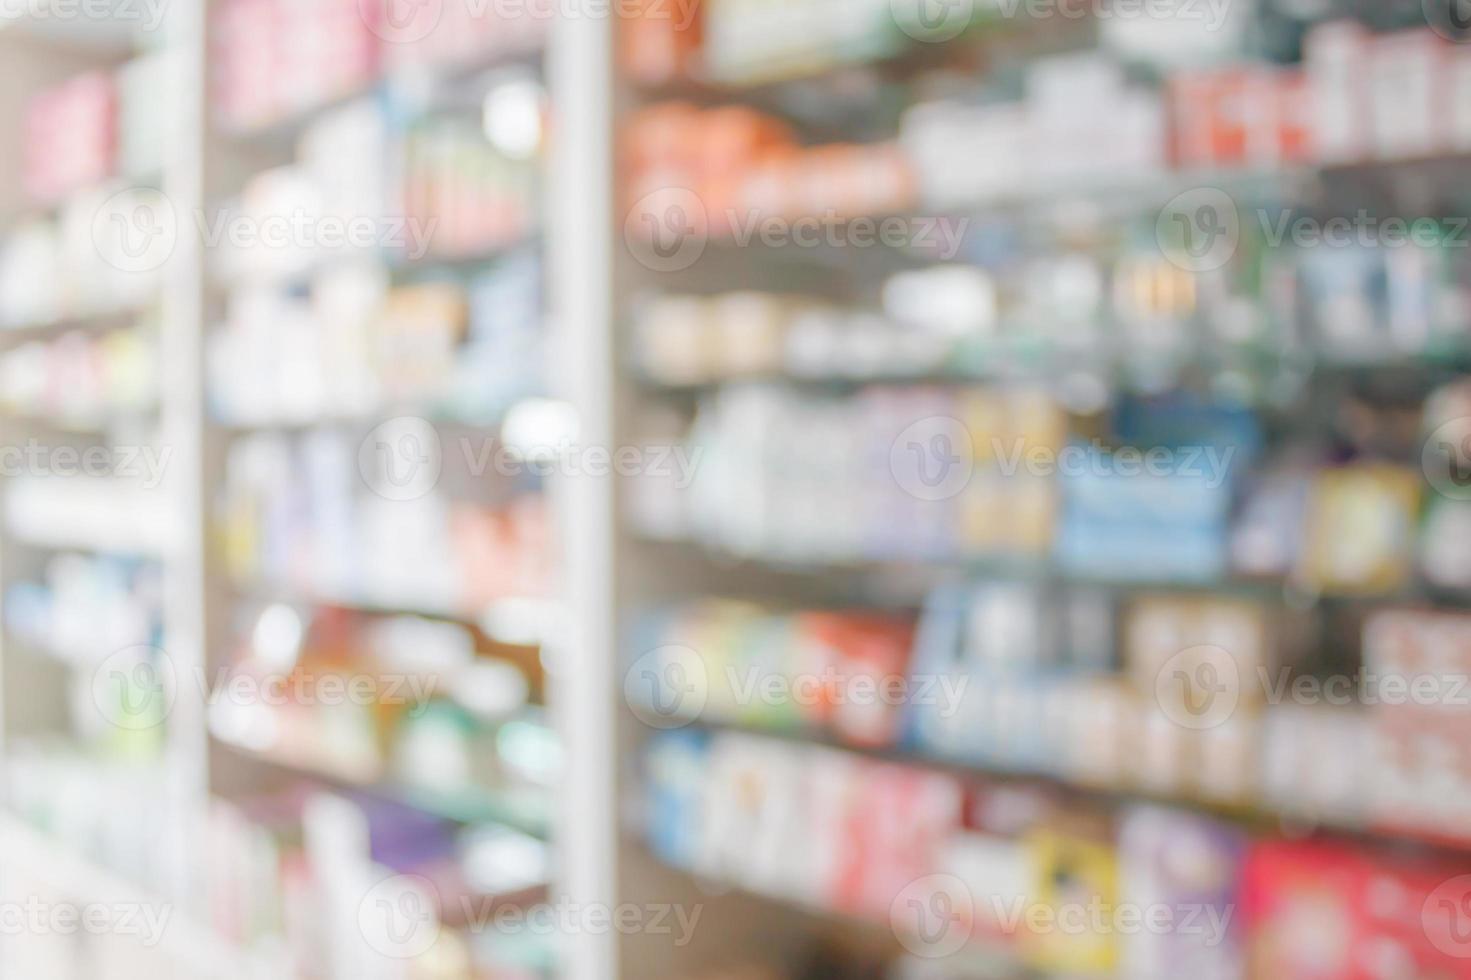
0 4 614 979
0 5 224 977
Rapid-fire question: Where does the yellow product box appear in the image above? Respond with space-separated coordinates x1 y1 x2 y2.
1297 464 1421 596
1019 830 1120 976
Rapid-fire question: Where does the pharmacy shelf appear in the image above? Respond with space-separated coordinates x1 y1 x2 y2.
630 534 1471 608
668 715 1471 858
0 307 154 350
600 8 1471 980
212 734 553 840
0 85 191 962
216 43 546 148
193 7 576 980
4 479 175 557
0 811 278 980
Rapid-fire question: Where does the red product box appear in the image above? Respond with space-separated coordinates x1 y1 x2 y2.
1276 70 1315 165
623 0 702 86
796 612 915 748
826 762 963 921
1168 67 1282 171
1242 840 1471 978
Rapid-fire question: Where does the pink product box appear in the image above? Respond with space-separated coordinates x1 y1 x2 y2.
24 73 117 202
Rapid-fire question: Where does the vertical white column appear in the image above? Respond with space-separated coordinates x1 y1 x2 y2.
547 6 620 980
158 0 211 909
